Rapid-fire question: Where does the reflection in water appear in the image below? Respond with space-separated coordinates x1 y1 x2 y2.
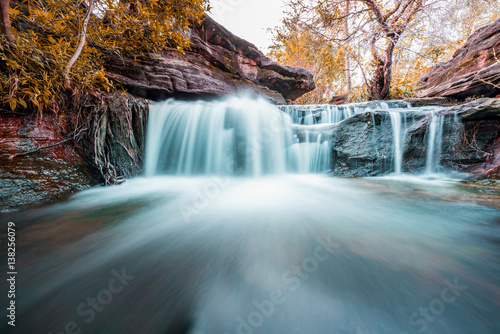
1 175 500 334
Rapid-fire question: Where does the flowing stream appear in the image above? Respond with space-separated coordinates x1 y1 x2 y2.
1 97 499 334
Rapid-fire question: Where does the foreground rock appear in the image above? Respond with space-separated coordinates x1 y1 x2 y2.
418 18 500 99
104 16 315 104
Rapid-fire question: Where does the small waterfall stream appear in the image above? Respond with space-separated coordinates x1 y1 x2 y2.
425 110 446 174
388 110 404 175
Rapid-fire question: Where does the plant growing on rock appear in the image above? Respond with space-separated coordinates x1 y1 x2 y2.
0 0 209 112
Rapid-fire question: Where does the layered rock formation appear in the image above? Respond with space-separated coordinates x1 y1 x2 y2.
0 111 97 212
104 16 315 104
418 18 500 99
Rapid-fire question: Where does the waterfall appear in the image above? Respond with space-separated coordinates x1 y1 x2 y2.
288 131 331 173
145 97 460 178
425 110 445 174
145 98 294 176
389 111 403 175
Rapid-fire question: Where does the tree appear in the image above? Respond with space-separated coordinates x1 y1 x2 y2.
0 0 209 111
0 0 14 42
275 0 428 101
269 25 346 104
388 0 500 98
362 0 426 100
63 0 95 89
271 0 500 102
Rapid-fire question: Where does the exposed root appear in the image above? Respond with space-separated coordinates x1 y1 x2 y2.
8 127 88 159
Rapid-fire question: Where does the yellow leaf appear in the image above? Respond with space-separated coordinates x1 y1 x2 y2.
8 8 20 16
9 100 17 111
18 99 27 108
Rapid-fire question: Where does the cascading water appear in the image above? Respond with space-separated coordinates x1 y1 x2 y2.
4 97 500 334
279 100 410 125
145 97 334 175
145 98 459 177
145 98 294 176
425 110 446 174
386 106 450 176
288 131 331 173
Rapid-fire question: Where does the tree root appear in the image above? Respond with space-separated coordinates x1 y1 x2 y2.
8 128 88 160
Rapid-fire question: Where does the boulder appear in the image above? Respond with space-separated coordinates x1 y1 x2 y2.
104 16 315 104
418 18 500 99
329 111 396 176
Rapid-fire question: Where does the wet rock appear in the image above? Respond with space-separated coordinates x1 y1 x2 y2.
329 111 394 176
0 112 98 212
404 98 500 177
402 97 451 107
297 98 500 178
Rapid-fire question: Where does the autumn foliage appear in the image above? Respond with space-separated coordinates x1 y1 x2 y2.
0 0 209 112
269 0 500 103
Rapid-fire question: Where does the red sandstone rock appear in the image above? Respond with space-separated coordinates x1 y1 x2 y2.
104 16 315 104
418 18 500 99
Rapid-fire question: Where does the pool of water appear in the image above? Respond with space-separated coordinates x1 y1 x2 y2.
1 174 499 334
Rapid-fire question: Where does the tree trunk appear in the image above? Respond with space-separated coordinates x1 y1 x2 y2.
344 0 352 99
0 0 15 42
63 0 94 90
368 40 396 100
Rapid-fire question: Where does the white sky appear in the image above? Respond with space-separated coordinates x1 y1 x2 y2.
208 0 287 53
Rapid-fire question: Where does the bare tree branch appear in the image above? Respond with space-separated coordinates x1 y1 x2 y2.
63 0 95 90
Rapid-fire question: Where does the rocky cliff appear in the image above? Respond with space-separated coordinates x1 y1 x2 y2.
104 16 315 104
418 18 500 99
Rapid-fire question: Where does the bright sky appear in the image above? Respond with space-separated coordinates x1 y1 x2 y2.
208 0 287 53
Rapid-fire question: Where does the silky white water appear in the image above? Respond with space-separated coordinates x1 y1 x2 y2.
3 97 499 334
425 110 446 174
145 98 292 176
145 97 333 175
146 98 453 177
